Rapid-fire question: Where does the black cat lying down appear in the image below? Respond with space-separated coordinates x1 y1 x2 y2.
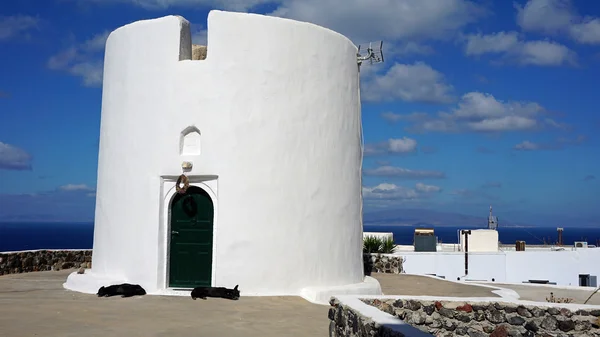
191 285 240 300
97 283 147 298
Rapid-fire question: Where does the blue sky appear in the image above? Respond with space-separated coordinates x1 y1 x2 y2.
0 0 598 225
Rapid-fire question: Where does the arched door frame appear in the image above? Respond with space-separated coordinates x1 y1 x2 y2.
158 175 219 290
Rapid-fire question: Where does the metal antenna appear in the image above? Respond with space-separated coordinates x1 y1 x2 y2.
357 41 384 66
488 205 498 230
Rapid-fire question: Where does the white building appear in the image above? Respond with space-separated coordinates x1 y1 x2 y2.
396 247 600 286
64 10 382 304
459 229 499 253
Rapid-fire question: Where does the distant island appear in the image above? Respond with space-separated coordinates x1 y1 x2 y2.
363 208 599 228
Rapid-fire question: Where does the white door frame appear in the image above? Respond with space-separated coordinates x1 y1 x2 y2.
158 175 219 290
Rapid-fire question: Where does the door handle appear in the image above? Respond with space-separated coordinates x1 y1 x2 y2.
171 231 179 235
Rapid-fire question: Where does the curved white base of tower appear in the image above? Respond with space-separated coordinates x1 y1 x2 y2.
64 271 382 305
63 270 127 295
299 276 382 305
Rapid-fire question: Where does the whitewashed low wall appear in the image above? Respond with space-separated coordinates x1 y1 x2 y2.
363 232 394 241
396 249 600 285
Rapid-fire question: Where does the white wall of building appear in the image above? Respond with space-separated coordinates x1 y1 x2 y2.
459 229 499 252
83 11 367 297
397 249 600 286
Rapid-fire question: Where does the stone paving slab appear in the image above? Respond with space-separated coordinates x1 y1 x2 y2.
0 271 329 337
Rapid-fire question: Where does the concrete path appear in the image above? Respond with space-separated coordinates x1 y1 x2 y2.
0 270 329 337
371 273 501 298
472 282 600 305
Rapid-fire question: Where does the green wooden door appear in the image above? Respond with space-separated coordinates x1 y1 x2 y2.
169 186 214 288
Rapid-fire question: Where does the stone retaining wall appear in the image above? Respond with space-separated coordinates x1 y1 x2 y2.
363 253 405 276
329 298 411 337
0 250 92 275
363 298 600 337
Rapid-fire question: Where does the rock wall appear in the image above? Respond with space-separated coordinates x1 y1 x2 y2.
363 298 600 337
0 250 92 275
329 298 412 337
363 253 405 276
191 44 207 60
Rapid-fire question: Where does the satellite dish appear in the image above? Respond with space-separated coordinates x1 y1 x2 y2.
357 40 384 66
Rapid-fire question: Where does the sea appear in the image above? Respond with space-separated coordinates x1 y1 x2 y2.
1 222 600 252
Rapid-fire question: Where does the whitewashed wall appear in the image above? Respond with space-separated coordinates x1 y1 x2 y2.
459 230 499 253
67 10 368 298
398 249 600 286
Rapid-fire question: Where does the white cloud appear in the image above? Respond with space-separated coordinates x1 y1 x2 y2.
363 165 445 179
415 183 442 193
65 0 490 103
513 135 585 151
364 137 418 155
363 183 418 200
361 62 454 103
515 0 600 45
388 138 417 153
76 0 488 43
271 0 487 43
514 140 540 151
468 116 538 132
570 18 600 44
47 31 110 87
383 92 568 133
464 31 576 66
544 118 570 130
59 184 96 191
515 0 575 34
0 15 39 41
363 182 442 200
0 142 32 170
465 31 521 55
81 31 110 52
75 0 270 11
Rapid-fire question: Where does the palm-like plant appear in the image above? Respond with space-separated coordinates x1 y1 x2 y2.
380 237 396 254
363 236 383 253
363 236 396 254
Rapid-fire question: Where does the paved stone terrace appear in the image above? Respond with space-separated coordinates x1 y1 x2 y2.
0 270 328 337
372 272 501 298
0 271 560 336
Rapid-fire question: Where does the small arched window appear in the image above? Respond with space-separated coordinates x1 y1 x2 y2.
179 126 201 156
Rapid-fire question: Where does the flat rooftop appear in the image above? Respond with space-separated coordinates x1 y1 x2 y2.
2 270 597 336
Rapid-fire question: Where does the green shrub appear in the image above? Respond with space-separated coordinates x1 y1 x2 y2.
380 237 396 254
363 235 396 254
363 235 382 254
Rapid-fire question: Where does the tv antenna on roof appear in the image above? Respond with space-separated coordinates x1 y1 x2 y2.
357 40 384 67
